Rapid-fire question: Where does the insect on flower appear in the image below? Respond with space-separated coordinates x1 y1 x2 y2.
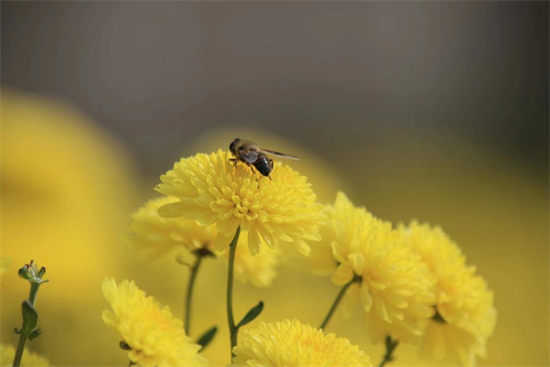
229 138 299 178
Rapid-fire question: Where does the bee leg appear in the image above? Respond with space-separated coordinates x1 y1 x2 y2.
269 159 274 169
229 158 238 169
248 164 256 174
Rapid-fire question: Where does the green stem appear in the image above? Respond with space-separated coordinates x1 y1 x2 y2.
28 283 39 307
378 336 399 367
12 334 27 367
13 283 42 367
226 227 241 360
319 279 355 330
184 254 204 336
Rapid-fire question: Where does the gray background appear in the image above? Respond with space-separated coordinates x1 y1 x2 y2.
2 1 548 178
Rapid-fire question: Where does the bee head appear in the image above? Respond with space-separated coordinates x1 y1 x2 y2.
229 138 240 154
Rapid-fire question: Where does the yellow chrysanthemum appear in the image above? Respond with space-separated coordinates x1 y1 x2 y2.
155 150 324 255
124 196 217 259
0 343 50 367
101 278 208 367
227 236 279 288
231 319 372 367
399 222 497 366
288 192 436 343
0 259 11 278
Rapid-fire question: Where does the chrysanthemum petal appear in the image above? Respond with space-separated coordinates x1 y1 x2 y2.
232 319 372 367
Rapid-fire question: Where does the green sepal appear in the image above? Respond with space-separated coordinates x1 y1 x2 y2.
236 301 264 329
21 300 38 336
119 341 132 350
196 326 218 350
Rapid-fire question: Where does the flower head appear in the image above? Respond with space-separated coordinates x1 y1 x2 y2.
287 193 436 344
1 343 50 367
101 278 208 367
17 260 48 285
231 319 371 367
399 222 497 366
124 196 217 259
155 150 324 255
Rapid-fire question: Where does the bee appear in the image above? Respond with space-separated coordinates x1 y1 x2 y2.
229 138 299 178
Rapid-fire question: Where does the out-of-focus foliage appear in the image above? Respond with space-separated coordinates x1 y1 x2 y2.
0 90 140 366
0 343 50 367
0 92 547 366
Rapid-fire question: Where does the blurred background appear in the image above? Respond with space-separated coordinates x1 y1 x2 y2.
1 2 548 366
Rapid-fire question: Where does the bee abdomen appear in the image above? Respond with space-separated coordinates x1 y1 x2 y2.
253 156 272 177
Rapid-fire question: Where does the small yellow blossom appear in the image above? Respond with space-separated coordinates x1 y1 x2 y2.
286 192 436 343
124 196 217 259
155 150 324 255
101 278 208 367
0 259 11 277
399 222 497 366
231 319 372 367
0 343 50 367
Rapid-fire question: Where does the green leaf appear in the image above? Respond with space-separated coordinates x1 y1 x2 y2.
196 326 217 350
29 328 42 340
21 300 38 336
236 301 264 329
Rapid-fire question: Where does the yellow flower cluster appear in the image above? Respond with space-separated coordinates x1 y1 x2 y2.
232 319 372 367
101 278 208 367
0 344 50 367
155 150 325 255
399 222 497 366
285 193 435 343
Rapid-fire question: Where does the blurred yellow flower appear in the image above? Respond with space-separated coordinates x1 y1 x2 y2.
124 197 280 287
1 90 139 366
288 193 436 343
124 196 217 259
155 150 324 255
101 278 208 367
399 222 497 366
231 319 372 367
228 236 279 288
0 343 50 367
0 259 11 278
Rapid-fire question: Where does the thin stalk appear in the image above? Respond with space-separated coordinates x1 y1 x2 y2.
28 283 39 306
319 279 355 330
12 335 27 367
13 283 41 367
184 254 204 336
226 227 241 360
378 336 399 367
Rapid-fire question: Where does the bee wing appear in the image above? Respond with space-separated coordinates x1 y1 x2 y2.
262 149 300 160
239 149 259 163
